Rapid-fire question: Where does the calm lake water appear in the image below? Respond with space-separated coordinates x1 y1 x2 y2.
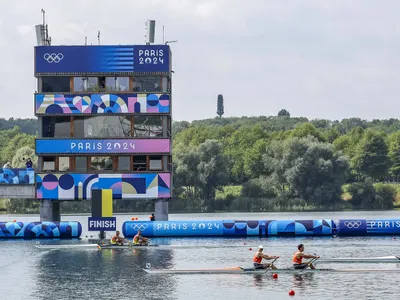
1 211 400 300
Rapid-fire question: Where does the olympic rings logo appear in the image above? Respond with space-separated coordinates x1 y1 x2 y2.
343 221 362 228
130 224 148 231
43 53 64 63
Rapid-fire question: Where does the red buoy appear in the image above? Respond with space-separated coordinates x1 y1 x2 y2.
289 290 295 296
249 248 252 251
272 273 278 279
12 219 16 222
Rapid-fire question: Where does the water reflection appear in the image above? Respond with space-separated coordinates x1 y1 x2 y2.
33 248 176 300
252 274 264 288
292 273 315 288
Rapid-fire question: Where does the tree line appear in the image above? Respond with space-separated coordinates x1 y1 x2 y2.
2 113 400 213
171 113 400 212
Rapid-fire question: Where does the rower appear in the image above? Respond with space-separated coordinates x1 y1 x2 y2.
292 243 320 269
111 231 124 246
252 245 279 269
133 230 149 246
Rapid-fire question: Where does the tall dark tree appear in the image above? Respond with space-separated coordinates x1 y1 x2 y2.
351 129 390 181
217 94 224 118
277 109 290 117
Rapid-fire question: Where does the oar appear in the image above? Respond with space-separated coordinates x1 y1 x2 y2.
264 257 279 274
300 257 319 272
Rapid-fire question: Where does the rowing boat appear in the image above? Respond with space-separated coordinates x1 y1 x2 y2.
34 243 254 250
34 243 160 249
35 244 99 249
143 266 400 275
318 256 400 263
97 244 161 249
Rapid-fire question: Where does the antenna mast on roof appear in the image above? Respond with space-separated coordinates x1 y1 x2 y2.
35 9 51 46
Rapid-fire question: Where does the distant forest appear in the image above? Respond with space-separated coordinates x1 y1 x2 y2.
2 112 400 214
0 118 37 135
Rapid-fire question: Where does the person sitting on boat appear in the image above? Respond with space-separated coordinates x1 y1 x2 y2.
292 244 320 269
111 231 124 246
252 245 279 269
133 230 149 246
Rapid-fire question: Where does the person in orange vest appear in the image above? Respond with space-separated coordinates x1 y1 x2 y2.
149 213 155 221
252 245 279 269
292 244 320 269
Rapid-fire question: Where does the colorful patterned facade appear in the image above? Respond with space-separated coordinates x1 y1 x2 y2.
35 93 170 115
36 173 171 200
34 45 172 201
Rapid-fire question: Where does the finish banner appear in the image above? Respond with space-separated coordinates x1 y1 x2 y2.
35 139 170 154
35 45 170 74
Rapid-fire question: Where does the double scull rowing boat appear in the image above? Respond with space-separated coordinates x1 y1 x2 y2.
35 243 163 250
34 243 253 250
143 266 400 275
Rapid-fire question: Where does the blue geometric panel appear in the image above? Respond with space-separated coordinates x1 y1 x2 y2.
36 173 171 200
0 221 81 238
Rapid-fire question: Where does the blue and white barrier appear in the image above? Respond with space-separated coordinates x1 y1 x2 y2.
122 219 336 237
2 218 400 239
0 221 82 238
337 219 400 236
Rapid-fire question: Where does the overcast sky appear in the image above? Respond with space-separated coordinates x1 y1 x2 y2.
0 0 400 122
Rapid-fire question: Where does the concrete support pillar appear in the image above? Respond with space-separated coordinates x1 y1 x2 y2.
154 198 169 221
40 200 61 222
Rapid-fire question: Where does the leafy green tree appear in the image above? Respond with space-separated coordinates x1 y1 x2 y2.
242 138 269 179
0 118 37 135
172 121 190 136
290 123 325 142
0 133 35 166
348 178 376 208
351 129 390 181
374 183 396 209
224 124 267 184
173 140 229 212
388 132 400 179
283 137 349 207
335 118 367 134
0 126 22 150
323 128 340 143
242 176 277 198
11 146 37 168
173 143 201 201
277 109 290 117
262 140 288 194
196 140 230 212
310 119 332 129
